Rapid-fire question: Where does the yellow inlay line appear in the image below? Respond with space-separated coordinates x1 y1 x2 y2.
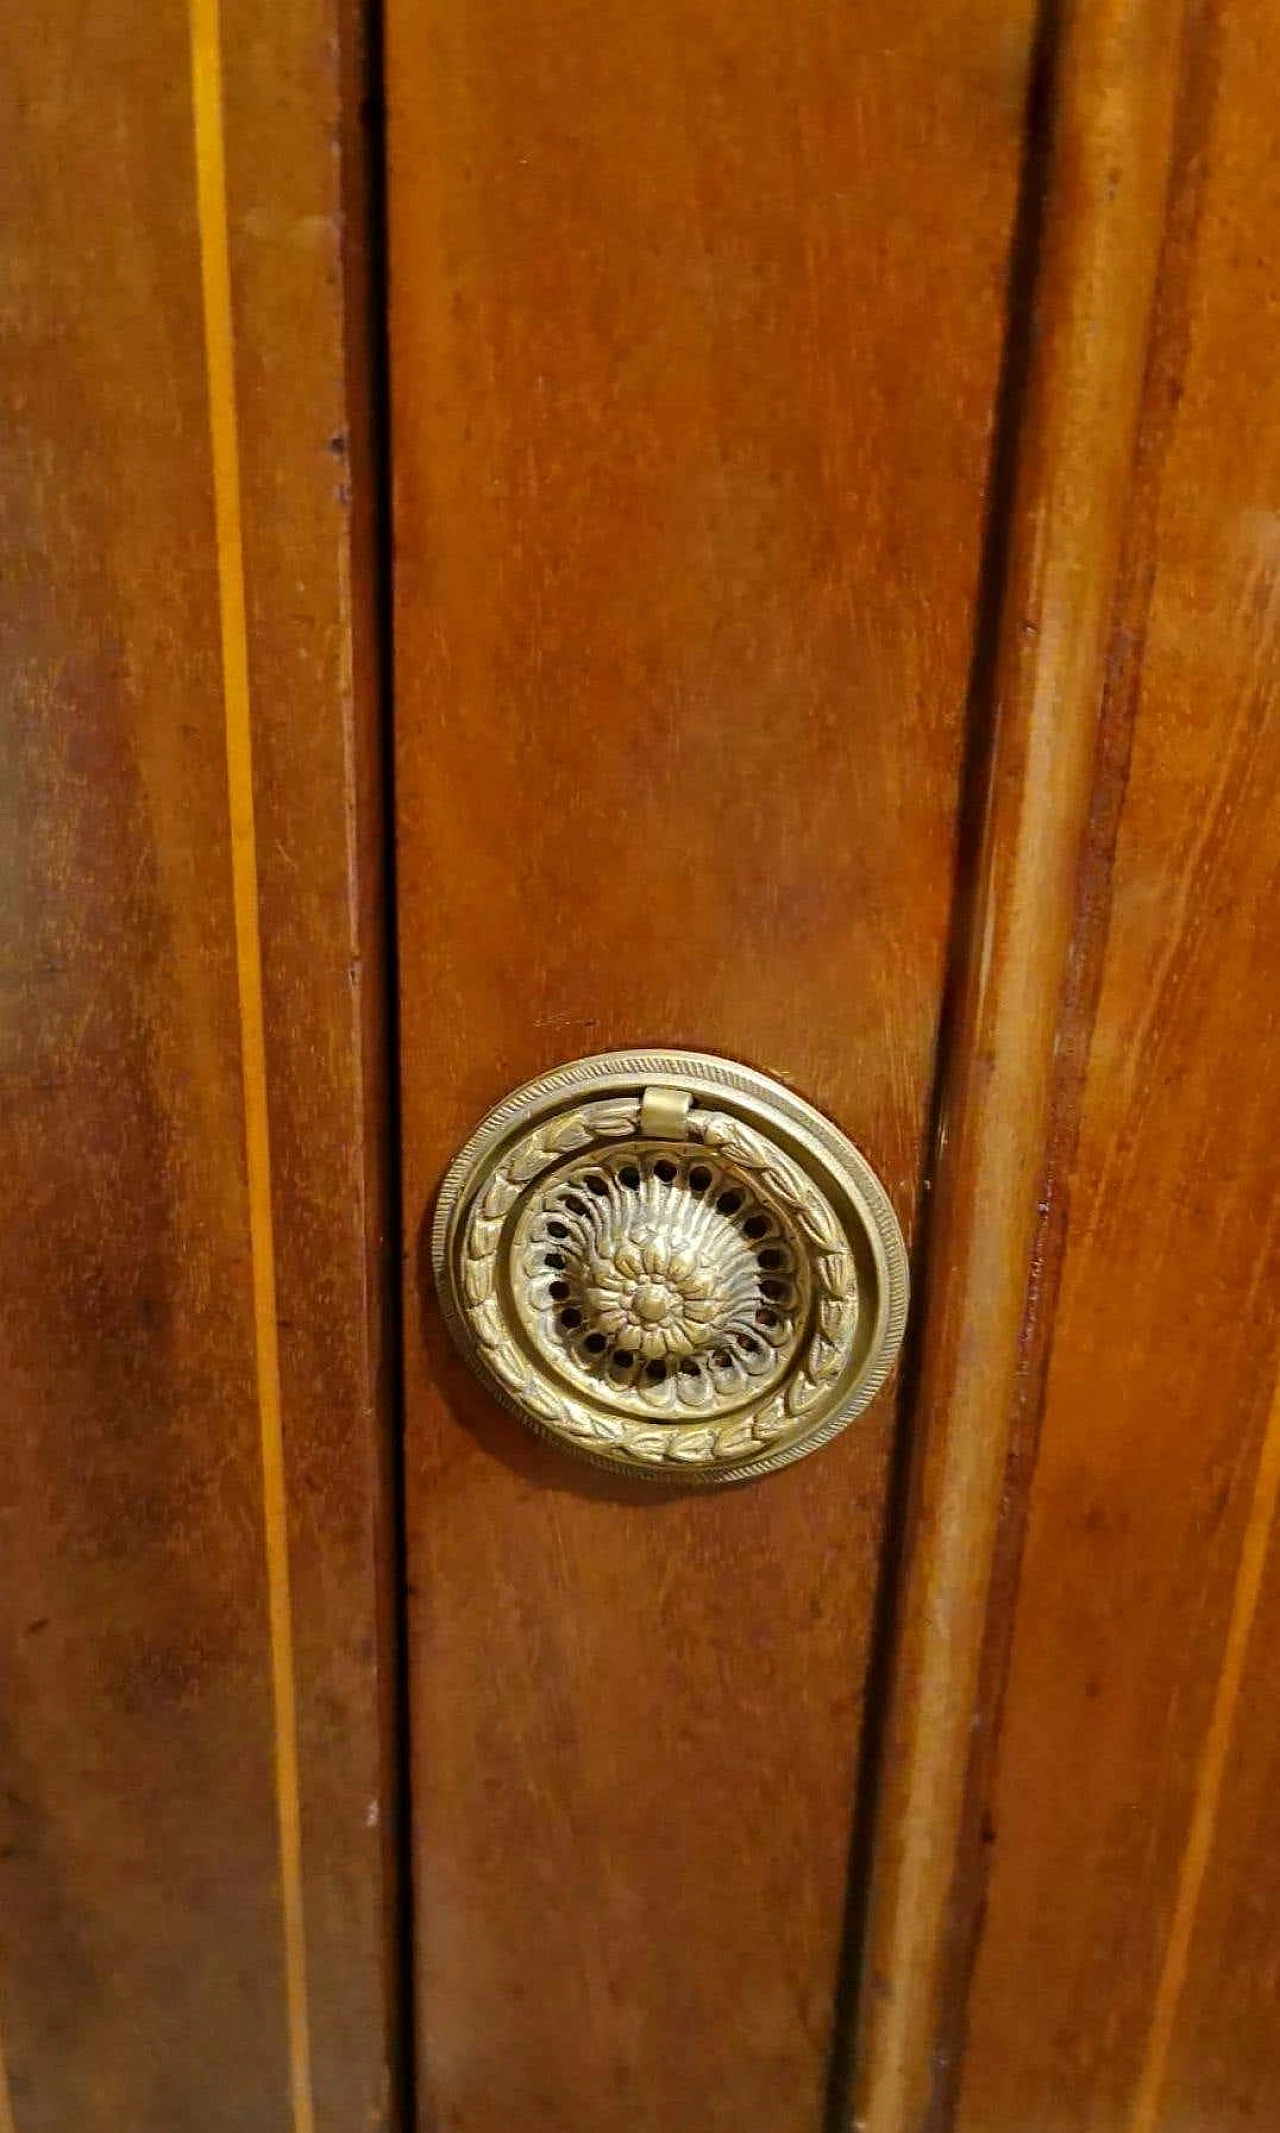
187 6 315 2131
1130 1368 1280 2132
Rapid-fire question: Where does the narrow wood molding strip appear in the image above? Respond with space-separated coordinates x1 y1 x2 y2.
849 5 1185 2127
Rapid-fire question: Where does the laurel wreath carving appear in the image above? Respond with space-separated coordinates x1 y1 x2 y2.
457 1100 858 1469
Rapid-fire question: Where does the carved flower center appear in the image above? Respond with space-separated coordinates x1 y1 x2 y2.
582 1236 726 1358
514 1145 810 1414
634 1281 677 1324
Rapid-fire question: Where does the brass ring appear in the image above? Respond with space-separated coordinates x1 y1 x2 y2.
432 1050 909 1485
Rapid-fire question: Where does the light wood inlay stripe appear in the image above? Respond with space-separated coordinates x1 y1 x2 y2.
1129 1369 1280 2132
188 5 316 2129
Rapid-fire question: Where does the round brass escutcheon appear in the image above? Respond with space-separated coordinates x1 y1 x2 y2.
432 1050 909 1485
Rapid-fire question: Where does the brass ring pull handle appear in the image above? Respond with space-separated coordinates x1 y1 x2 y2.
432 1050 909 1484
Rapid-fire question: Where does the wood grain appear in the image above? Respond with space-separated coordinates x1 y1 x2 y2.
0 1 396 2126
386 1 1036 2125
848 6 1185 2126
955 1 1280 2123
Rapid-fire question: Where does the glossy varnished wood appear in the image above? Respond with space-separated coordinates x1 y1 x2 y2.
955 1 1280 2124
386 2 1036 2125
0 1 395 2126
219 3 400 2116
849 5 1184 2126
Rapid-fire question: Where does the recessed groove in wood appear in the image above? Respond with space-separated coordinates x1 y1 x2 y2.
848 6 1187 2128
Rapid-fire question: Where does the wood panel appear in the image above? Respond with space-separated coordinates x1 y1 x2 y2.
955 1 1280 2124
849 3 1184 2124
0 0 396 2127
386 2 1037 2126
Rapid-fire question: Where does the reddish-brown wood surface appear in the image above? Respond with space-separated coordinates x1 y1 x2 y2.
387 3 1036 2126
954 2 1280 2125
0 1 395 2127
849 3 1184 2125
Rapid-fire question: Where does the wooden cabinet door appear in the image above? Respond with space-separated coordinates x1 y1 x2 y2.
387 2 1280 2130
384 2 1035 2127
2 2 396 2128
8 0 1280 2126
950 3 1280 2126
